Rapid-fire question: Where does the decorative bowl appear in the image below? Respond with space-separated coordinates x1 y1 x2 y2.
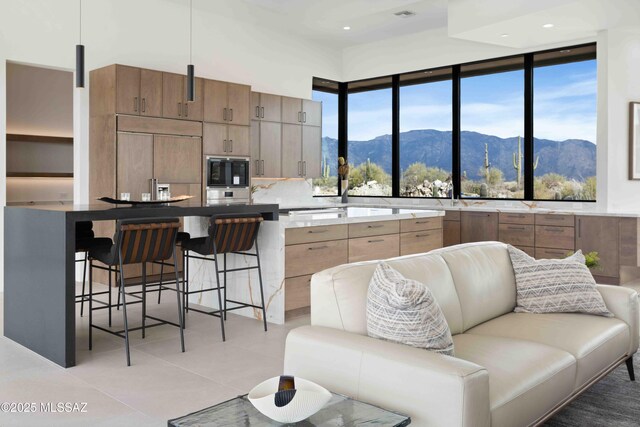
248 376 331 423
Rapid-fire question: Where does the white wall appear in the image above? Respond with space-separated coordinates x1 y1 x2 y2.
0 0 343 291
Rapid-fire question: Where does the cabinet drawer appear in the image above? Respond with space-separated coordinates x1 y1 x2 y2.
285 240 348 278
400 217 442 233
535 214 575 227
285 224 348 245
499 212 534 225
535 247 572 260
444 211 461 221
349 220 399 238
285 275 311 311
443 220 461 247
499 224 534 246
349 234 400 263
516 246 535 257
400 229 443 256
535 226 575 249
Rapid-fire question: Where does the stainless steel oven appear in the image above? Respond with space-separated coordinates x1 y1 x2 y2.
206 156 250 201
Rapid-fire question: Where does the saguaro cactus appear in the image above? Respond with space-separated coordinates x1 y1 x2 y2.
484 143 490 182
512 136 539 190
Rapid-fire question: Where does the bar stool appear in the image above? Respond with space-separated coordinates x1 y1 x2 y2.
88 218 185 366
75 221 112 318
181 214 267 341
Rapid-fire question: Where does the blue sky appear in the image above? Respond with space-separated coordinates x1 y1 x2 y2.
313 59 597 144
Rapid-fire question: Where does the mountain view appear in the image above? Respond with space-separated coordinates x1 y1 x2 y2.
320 129 596 182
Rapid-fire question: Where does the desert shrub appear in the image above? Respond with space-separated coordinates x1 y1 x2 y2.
348 161 391 189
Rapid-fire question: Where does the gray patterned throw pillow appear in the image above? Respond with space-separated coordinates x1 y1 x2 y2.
507 245 612 317
366 262 454 356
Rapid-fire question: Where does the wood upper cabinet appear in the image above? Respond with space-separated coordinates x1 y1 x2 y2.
183 77 204 121
204 80 250 126
250 92 261 120
227 125 250 156
282 124 303 177
282 97 303 124
575 215 620 278
259 121 282 177
203 79 228 123
227 83 250 126
302 99 322 126
460 211 498 243
153 135 201 183
116 132 153 199
252 92 282 122
302 125 321 178
203 122 227 155
116 65 141 115
162 73 185 119
140 69 162 117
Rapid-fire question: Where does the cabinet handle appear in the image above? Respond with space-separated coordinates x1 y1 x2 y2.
307 229 328 234
223 140 227 152
298 161 302 176
229 140 233 152
414 220 430 224
184 103 188 117
142 98 146 113
255 106 260 118
415 233 433 238
507 226 526 230
303 112 307 123
223 108 227 121
298 111 302 122
303 161 306 176
261 160 264 175
261 107 264 118
368 239 385 243
577 218 581 238
134 97 138 112
255 160 260 175
367 224 384 229
178 102 182 116
544 227 564 233
230 109 233 121
308 245 328 251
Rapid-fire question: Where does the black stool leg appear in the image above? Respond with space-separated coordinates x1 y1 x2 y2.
80 252 88 316
173 248 186 353
117 267 121 311
118 257 131 366
223 253 227 321
213 251 226 342
108 267 112 327
626 356 635 381
255 241 268 332
89 259 93 350
142 263 147 339
157 262 164 304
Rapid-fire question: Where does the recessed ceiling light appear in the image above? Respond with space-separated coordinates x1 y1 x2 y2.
394 10 416 18
560 49 571 54
500 33 509 38
343 26 351 30
543 23 554 28
423 71 433 74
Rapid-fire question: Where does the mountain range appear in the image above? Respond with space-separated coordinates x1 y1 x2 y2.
321 129 596 182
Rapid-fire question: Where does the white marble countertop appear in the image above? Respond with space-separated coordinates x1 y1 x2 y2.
279 207 444 228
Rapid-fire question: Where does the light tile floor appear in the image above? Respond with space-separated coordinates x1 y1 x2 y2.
0 284 309 426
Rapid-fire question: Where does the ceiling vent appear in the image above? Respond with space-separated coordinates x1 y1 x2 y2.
394 10 416 18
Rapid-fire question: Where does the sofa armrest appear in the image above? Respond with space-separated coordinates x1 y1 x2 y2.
597 284 639 355
284 326 490 427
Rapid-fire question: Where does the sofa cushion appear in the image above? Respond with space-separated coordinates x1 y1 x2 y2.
366 262 454 356
466 312 630 389
435 242 516 331
508 245 612 317
453 334 576 427
311 252 464 335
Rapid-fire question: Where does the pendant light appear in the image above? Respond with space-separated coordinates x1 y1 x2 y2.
76 0 85 88
186 0 195 102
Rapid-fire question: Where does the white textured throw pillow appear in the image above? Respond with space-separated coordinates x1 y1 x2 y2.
366 262 454 356
507 245 612 317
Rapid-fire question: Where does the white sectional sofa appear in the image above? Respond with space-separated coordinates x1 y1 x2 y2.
284 242 639 427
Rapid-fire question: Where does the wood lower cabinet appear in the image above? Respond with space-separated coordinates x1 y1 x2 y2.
349 220 399 238
285 239 348 278
535 247 573 259
460 211 498 243
285 224 347 245
443 211 461 247
400 229 443 256
285 275 312 314
535 225 575 250
349 234 399 263
575 215 619 279
499 223 534 247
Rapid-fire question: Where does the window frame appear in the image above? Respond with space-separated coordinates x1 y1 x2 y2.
312 42 597 202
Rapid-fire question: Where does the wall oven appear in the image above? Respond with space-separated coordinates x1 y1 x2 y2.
206 156 250 202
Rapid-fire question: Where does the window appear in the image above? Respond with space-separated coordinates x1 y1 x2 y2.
311 88 339 195
347 78 392 196
460 58 525 199
399 68 453 197
533 46 597 200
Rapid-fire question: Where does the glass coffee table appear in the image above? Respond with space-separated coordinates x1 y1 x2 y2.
168 393 411 426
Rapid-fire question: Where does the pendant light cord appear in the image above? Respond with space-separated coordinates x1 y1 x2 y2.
189 0 192 64
79 0 82 44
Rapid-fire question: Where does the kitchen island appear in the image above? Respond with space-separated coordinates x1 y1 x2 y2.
184 206 444 324
3 202 279 368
